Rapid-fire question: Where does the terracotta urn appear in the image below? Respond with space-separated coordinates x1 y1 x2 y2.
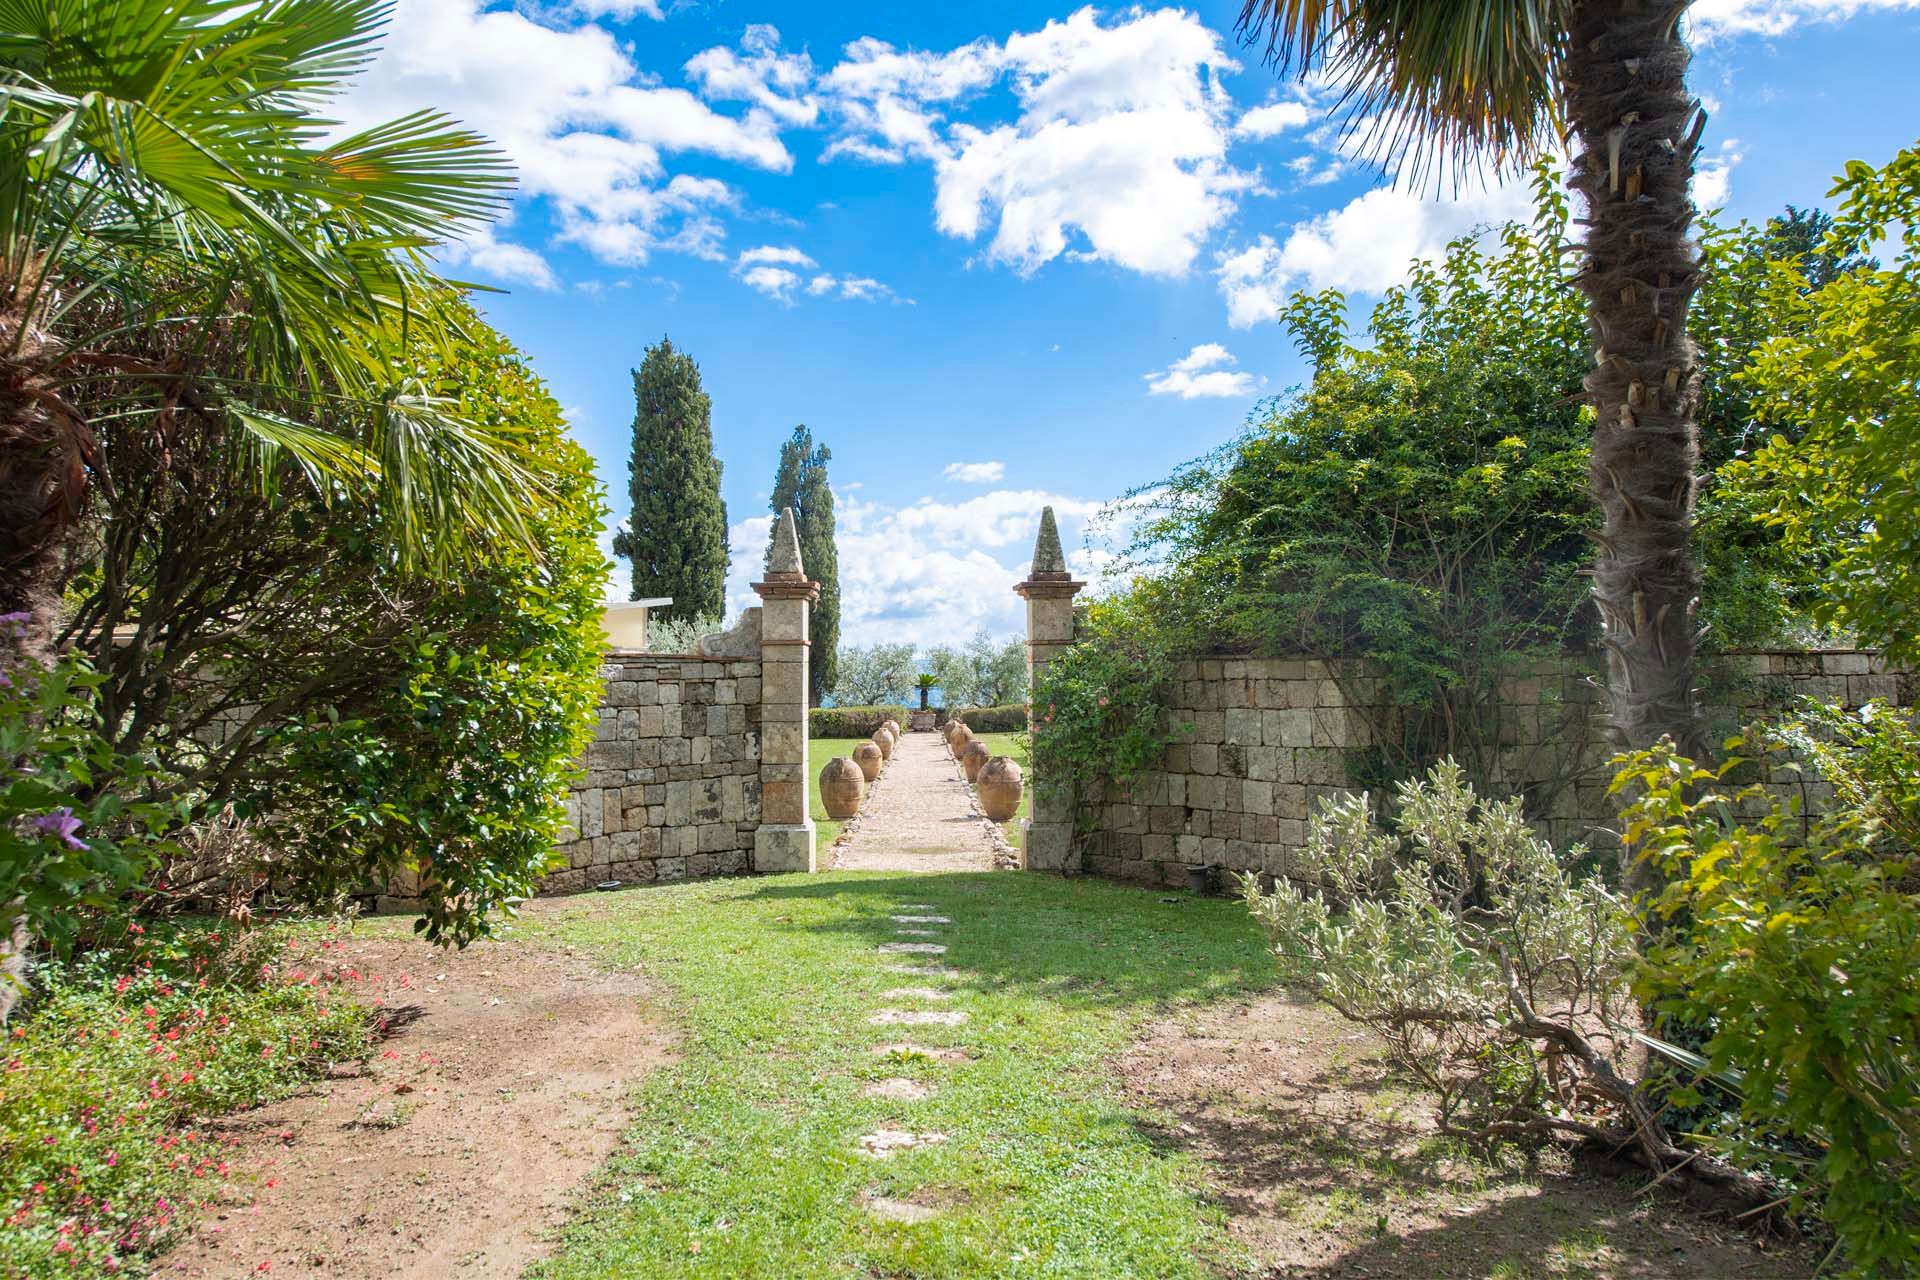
852 740 883 782
883 718 902 738
978 757 1023 822
947 722 973 755
820 756 866 819
872 727 895 760
961 738 991 782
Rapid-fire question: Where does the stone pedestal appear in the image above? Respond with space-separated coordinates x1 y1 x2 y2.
752 508 821 873
1016 506 1086 873
909 709 936 732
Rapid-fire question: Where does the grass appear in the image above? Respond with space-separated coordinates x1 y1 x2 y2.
515 870 1275 1279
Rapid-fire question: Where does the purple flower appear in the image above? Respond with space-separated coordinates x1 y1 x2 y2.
32 807 86 851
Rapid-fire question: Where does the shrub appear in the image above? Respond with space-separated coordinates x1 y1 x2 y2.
1244 760 1647 1154
953 705 1027 734
1 628 180 1019
1621 727 1920 1276
0 921 372 1277
809 705 910 739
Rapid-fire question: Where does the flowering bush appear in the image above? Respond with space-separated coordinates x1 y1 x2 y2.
1 619 181 1013
0 921 371 1277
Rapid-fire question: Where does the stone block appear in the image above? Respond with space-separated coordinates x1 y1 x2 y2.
1189 743 1219 775
1274 709 1314 748
762 722 805 763
1223 707 1261 744
1243 780 1274 816
1165 774 1187 807
1023 821 1077 872
1274 784 1309 820
1823 651 1870 676
1192 710 1225 744
761 778 804 826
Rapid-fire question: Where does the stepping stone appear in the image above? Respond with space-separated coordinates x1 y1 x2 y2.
891 915 951 924
870 1009 968 1026
881 962 950 975
858 1129 948 1158
865 1195 939 1223
895 928 938 937
897 903 937 910
870 1042 972 1063
878 943 946 954
880 987 952 1001
861 1077 932 1101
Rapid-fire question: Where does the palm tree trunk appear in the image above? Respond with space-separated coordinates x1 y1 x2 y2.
1566 0 1711 828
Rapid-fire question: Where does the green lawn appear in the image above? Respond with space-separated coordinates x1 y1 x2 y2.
516 872 1274 1279
808 737 870 845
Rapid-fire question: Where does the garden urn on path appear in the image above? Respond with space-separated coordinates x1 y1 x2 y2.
873 727 895 760
979 757 1023 823
961 738 990 783
820 757 865 820
853 740 883 782
948 722 973 755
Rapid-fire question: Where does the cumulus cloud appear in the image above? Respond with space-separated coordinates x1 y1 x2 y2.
723 490 1108 648
1694 139 1744 209
1216 172 1537 327
1235 100 1310 138
685 23 819 126
1690 0 1920 36
822 8 1254 277
1144 343 1262 398
942 461 1006 484
337 2 806 274
731 246 901 302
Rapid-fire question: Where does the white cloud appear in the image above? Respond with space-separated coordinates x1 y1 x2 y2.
685 24 819 126
1695 139 1744 209
1235 100 1310 139
822 8 1254 277
338 2 804 269
736 264 805 302
736 244 817 268
1690 0 1920 36
722 490 1109 648
1215 172 1536 327
567 0 662 18
943 461 1006 484
1144 343 1262 398
445 226 560 290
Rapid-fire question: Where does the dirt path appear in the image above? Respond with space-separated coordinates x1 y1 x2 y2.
155 917 672 1280
1117 993 1817 1280
831 730 1000 872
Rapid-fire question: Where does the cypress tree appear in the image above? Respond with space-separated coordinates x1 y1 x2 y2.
611 337 728 623
768 426 838 705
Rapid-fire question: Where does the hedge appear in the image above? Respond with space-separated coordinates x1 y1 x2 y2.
810 704 912 738
953 704 1027 733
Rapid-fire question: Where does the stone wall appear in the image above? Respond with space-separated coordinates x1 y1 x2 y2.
1075 649 1913 888
546 651 762 892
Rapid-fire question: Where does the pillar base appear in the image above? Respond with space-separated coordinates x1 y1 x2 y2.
754 821 817 874
1022 820 1078 874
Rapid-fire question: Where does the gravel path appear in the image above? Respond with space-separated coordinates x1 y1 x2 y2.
830 730 998 872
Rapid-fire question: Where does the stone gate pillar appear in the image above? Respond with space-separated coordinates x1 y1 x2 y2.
753 508 821 873
1016 506 1085 872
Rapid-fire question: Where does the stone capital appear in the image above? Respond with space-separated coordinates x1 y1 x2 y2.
752 578 822 604
1014 577 1085 601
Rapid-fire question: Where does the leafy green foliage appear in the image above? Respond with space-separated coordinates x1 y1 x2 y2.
272 318 607 945
1029 587 1190 803
768 427 839 704
645 613 722 655
1121 183 1592 785
808 705 911 739
612 337 729 624
928 631 1028 709
0 635 180 967
1620 730 1920 1277
952 705 1027 734
0 921 372 1277
1736 145 1920 664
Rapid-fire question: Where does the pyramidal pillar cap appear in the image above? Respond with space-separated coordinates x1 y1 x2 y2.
1016 505 1085 599
753 506 820 601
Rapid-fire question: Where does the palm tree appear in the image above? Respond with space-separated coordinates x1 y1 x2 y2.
1237 0 1711 774
0 0 544 649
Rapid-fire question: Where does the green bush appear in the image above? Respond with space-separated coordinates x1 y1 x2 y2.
954 705 1027 733
1620 727 1920 1276
809 705 910 739
0 921 372 1277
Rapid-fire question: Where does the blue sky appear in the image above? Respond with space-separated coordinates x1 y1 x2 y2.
342 0 1920 648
